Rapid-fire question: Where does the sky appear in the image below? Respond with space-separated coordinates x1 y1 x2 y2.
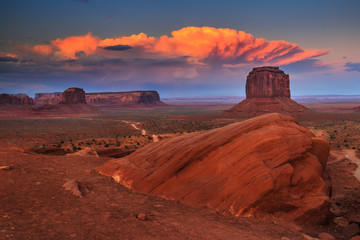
0 0 359 98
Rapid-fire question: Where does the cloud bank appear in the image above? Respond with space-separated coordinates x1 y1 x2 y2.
0 26 330 95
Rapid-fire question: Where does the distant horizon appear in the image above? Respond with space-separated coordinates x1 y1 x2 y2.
1 0 359 97
3 89 360 100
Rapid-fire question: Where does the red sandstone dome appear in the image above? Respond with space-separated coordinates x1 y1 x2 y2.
98 113 331 224
227 66 308 116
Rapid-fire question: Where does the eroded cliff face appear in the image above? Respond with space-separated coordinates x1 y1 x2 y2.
59 88 87 104
246 66 290 98
85 91 164 106
227 66 308 115
97 113 331 224
0 93 34 105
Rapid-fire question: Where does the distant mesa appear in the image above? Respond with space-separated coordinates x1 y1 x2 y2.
98 113 331 224
59 87 87 104
85 91 165 106
35 92 62 99
226 66 308 116
0 93 34 106
34 92 61 105
31 87 97 116
35 90 165 107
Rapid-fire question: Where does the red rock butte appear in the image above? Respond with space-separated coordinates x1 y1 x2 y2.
97 113 331 224
227 66 308 116
59 87 87 104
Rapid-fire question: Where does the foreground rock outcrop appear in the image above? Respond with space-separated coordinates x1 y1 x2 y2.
59 87 87 104
227 66 308 115
0 93 34 105
98 113 331 224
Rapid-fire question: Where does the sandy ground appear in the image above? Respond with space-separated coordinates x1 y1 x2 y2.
331 150 360 181
0 146 315 240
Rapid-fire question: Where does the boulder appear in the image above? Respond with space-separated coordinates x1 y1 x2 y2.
97 113 331 224
226 66 308 116
59 87 87 104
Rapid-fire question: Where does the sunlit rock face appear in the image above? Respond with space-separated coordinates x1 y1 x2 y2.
227 66 308 116
246 66 290 98
97 113 331 224
59 88 87 104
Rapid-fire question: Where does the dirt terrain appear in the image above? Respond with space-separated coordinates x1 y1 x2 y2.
1 102 360 239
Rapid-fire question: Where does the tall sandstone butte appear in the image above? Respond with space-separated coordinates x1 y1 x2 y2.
59 87 87 104
227 66 308 115
98 113 331 224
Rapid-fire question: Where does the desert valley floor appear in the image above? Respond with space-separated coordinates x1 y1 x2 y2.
1 102 360 240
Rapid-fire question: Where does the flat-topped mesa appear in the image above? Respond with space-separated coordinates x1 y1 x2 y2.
226 66 308 116
246 66 290 98
59 87 87 104
85 91 164 106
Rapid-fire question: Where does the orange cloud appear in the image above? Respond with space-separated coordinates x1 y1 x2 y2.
8 27 328 67
32 45 54 56
50 33 100 59
25 33 100 59
100 26 328 65
0 52 18 58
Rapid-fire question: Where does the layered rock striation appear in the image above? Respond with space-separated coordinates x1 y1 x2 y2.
227 66 308 115
98 113 331 224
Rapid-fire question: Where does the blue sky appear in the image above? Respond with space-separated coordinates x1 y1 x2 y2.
0 0 359 97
